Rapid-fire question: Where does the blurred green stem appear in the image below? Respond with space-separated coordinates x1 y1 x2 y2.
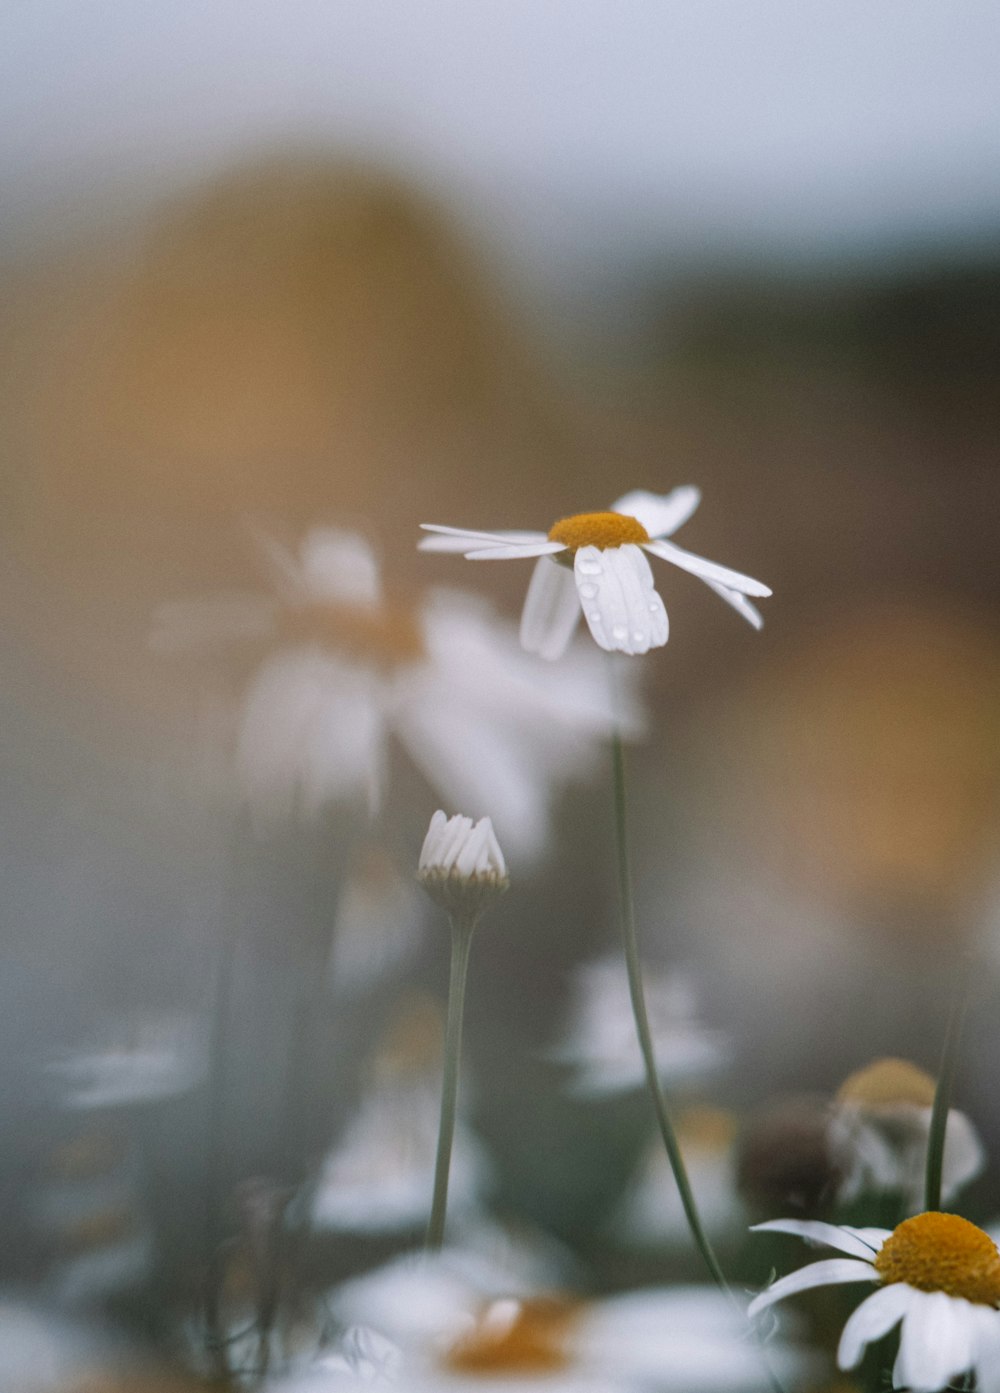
925 950 976 1212
426 912 476 1251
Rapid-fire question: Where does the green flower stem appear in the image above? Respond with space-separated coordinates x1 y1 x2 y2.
925 950 976 1213
610 725 729 1290
426 912 477 1252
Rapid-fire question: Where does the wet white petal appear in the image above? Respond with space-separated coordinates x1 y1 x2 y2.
644 537 772 597
837 1284 913 1369
574 544 668 655
610 486 702 538
747 1258 878 1318
702 578 765 629
520 557 582 660
750 1218 885 1260
895 1290 973 1393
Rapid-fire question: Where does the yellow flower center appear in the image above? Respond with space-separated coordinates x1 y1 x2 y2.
547 511 650 552
874 1212 1000 1305
279 599 424 666
836 1057 937 1109
443 1297 577 1375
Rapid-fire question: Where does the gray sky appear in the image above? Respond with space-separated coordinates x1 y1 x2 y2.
3 0 1000 271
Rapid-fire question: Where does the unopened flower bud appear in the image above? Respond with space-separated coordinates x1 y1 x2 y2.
417 811 509 922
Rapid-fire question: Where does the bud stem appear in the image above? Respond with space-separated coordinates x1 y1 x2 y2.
426 912 477 1251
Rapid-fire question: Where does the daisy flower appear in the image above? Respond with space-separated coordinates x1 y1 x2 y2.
749 1212 1000 1393
828 1057 985 1211
153 528 640 857
420 487 771 658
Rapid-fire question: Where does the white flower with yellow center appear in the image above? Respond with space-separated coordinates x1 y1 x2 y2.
420 488 771 658
749 1212 1000 1393
153 528 640 857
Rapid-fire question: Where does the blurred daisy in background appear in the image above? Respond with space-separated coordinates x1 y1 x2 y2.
269 1246 803 1392
154 527 639 858
828 1057 985 1211
327 843 427 996
548 956 728 1097
311 995 490 1236
420 487 770 658
45 1012 207 1112
750 1212 1000 1393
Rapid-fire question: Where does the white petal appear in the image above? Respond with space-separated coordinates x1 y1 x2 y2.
702 578 765 629
298 529 382 606
895 1291 973 1393
842 1226 894 1250
610 486 702 538
969 1307 1000 1393
837 1284 913 1369
418 524 548 551
466 541 566 560
750 1218 885 1260
644 537 772 596
747 1258 878 1319
574 544 668 655
942 1108 988 1200
519 557 582 660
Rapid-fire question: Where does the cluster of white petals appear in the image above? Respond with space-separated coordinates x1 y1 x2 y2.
418 811 507 883
421 487 771 658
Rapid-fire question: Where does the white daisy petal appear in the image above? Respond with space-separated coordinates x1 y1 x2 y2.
702 578 765 629
419 524 548 546
465 541 566 560
750 1219 884 1260
837 1284 913 1369
969 1307 1000 1393
610 486 702 538
643 537 772 597
841 1226 894 1251
747 1258 878 1319
520 556 582 660
895 1290 973 1393
574 544 668 656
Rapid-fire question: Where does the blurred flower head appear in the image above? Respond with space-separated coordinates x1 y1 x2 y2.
270 1246 802 1392
829 1056 985 1210
548 956 727 1097
45 1013 207 1111
750 1213 1000 1393
420 486 770 658
154 527 640 858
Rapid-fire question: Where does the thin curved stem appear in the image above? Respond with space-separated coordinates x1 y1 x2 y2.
426 914 476 1251
610 725 730 1291
925 950 976 1212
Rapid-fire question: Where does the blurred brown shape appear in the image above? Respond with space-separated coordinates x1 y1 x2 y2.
736 1094 839 1218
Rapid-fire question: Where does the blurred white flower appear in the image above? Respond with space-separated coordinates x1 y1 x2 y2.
0 1298 129 1392
46 1012 207 1111
829 1057 985 1210
420 486 770 658
609 1106 743 1250
750 1214 1000 1393
548 957 727 1097
328 843 427 995
268 1248 801 1392
154 528 639 858
311 997 490 1235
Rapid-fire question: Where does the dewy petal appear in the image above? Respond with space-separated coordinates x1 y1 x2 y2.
837 1284 913 1369
643 538 772 597
701 578 765 630
520 556 582 660
895 1291 973 1393
574 544 668 655
750 1219 885 1260
610 486 702 539
747 1258 878 1319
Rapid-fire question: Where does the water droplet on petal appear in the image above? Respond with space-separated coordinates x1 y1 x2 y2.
588 611 601 623
648 601 661 613
578 582 598 599
633 631 646 644
612 624 628 642
578 555 603 576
